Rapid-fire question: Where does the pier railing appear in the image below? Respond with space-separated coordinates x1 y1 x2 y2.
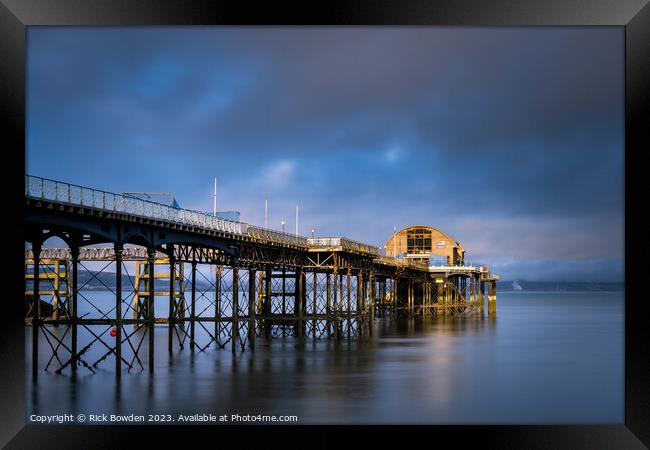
306 237 379 255
25 175 437 258
246 225 308 247
25 246 171 261
25 175 244 235
375 255 429 268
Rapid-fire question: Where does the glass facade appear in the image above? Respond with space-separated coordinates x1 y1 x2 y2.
429 255 449 266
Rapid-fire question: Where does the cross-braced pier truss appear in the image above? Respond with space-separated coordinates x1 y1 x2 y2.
24 175 498 378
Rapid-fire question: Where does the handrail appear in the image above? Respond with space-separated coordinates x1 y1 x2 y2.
374 255 428 268
25 247 168 261
24 175 457 261
306 237 379 255
246 225 308 247
25 174 244 235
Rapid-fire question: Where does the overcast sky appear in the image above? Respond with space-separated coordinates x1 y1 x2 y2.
26 27 624 282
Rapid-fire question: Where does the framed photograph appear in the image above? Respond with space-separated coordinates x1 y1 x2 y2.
1 0 648 447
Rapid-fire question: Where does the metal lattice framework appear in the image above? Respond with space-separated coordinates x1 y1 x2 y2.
24 174 497 380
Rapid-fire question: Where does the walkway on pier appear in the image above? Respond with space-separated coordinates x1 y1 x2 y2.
24 174 498 379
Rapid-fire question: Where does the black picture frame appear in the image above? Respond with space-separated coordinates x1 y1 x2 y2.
1 1 648 447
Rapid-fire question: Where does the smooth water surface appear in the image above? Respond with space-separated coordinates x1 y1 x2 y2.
26 291 624 424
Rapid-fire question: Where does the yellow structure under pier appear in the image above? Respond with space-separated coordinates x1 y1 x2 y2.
24 258 71 321
133 258 186 325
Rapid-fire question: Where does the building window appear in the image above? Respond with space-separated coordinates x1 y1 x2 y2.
407 228 432 254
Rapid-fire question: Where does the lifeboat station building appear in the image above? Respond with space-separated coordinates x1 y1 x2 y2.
383 225 498 315
384 225 466 266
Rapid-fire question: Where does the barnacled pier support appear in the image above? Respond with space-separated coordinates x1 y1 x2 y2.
480 279 485 315
488 280 497 316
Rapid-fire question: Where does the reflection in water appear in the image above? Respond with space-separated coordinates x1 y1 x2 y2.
26 292 623 424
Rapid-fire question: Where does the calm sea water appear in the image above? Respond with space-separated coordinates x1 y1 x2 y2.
26 291 624 424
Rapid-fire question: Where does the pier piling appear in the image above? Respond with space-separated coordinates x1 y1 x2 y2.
24 175 498 379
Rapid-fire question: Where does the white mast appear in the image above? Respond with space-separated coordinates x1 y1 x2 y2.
213 178 217 217
295 202 299 236
264 198 268 228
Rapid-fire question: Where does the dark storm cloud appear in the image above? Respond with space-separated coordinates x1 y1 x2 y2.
27 27 624 281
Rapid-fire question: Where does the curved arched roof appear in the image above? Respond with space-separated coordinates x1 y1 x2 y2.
386 225 465 252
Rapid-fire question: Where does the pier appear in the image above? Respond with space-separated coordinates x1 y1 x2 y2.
24 175 499 378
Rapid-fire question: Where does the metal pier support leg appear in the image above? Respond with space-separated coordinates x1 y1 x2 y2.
470 275 474 314
295 268 304 337
384 277 388 316
248 268 256 349
215 266 222 344
369 273 375 322
32 242 42 380
168 254 175 354
115 243 123 378
480 280 485 316
264 267 272 338
133 261 141 328
488 280 497 316
346 269 351 337
375 277 379 318
325 272 331 336
312 271 317 339
438 282 445 316
407 279 411 315
449 282 454 316
232 267 239 353
411 279 415 314
302 269 307 335
376 277 385 317
147 248 156 374
469 275 474 315
281 268 286 316
339 272 344 325
392 277 397 315
473 275 478 313
357 272 363 331
70 245 79 376
294 267 305 336
367 275 374 336
190 262 196 351
257 272 264 316
422 281 427 313
332 267 338 339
